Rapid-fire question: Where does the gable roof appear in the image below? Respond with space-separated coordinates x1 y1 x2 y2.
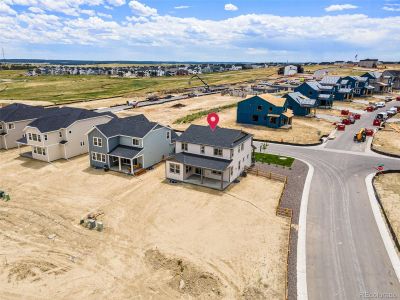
0 103 53 123
320 76 341 85
96 114 156 138
362 71 382 79
344 76 368 82
28 107 115 133
168 152 232 172
243 94 286 107
176 124 252 148
286 92 317 107
383 70 400 77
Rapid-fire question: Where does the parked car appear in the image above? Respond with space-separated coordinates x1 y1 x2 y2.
385 96 393 102
397 96 400 101
375 102 386 108
387 110 396 117
376 112 388 120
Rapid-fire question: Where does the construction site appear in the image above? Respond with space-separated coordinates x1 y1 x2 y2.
0 148 290 299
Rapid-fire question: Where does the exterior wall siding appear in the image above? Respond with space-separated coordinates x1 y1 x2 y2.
142 127 173 168
3 119 34 149
88 128 109 168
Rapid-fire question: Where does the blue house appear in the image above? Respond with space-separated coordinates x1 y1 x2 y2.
361 72 392 94
342 76 374 97
237 94 293 129
319 76 354 101
284 92 317 116
294 81 334 108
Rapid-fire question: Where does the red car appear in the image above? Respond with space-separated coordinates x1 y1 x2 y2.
397 96 400 101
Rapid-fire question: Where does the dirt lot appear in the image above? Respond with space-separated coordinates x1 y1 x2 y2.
0 148 289 300
372 122 400 156
374 173 400 245
0 99 53 107
119 94 333 144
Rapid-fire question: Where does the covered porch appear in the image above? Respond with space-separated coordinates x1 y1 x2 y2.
108 146 144 175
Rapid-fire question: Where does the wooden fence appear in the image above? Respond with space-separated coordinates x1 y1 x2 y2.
247 166 292 300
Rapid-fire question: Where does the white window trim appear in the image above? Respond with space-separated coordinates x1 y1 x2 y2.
93 137 103 147
169 163 181 174
132 138 140 146
92 152 106 163
8 123 15 130
214 148 223 157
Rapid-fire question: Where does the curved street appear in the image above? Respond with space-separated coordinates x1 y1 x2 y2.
256 100 400 300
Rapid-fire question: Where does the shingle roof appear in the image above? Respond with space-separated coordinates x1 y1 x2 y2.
0 103 53 123
108 146 142 159
286 92 317 107
255 94 287 107
176 124 252 148
28 107 115 133
96 114 156 138
320 76 341 85
168 152 232 171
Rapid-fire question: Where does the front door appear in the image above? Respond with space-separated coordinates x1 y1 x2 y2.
195 168 201 175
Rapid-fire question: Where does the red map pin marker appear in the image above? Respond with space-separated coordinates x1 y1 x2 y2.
207 113 219 131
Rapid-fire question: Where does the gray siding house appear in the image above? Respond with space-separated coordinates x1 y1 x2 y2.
0 103 54 150
87 114 176 174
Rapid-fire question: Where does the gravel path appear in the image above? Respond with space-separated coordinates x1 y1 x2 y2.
255 159 309 300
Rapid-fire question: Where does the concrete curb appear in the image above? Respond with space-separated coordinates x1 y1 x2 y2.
365 173 400 282
296 158 314 300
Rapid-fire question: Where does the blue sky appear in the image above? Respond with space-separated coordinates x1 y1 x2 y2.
0 0 400 62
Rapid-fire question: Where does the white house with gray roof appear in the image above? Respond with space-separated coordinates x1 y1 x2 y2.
18 107 114 162
87 114 176 175
0 103 55 150
166 124 253 190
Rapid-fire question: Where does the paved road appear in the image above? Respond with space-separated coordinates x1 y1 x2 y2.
255 99 400 300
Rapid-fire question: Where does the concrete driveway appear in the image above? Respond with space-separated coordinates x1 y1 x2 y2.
254 98 400 300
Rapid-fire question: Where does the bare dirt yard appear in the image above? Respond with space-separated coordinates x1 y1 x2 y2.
374 173 400 245
118 94 333 144
0 148 289 300
372 122 400 156
66 96 142 110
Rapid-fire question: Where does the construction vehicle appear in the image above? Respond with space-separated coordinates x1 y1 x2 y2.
354 128 367 143
189 74 210 92
80 211 104 231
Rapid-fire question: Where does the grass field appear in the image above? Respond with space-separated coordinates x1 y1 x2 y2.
0 68 277 104
254 153 295 167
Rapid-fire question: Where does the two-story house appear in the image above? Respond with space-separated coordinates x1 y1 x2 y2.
87 114 176 175
166 124 254 190
319 76 354 101
18 107 114 162
284 92 317 116
236 94 293 129
342 76 374 97
294 81 335 108
382 70 400 90
0 103 54 150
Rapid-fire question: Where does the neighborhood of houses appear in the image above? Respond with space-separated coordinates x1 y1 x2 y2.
25 63 267 77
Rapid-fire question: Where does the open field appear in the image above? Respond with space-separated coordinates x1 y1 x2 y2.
0 148 289 300
374 173 400 247
0 68 277 104
372 122 400 156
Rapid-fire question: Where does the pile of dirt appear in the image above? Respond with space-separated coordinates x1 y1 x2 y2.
7 259 68 282
171 103 186 109
145 249 223 297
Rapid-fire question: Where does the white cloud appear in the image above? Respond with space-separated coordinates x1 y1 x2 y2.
175 5 190 9
129 0 157 16
98 12 112 18
383 3 400 11
325 4 358 12
28 6 45 13
0 2 17 15
107 0 125 6
224 3 238 11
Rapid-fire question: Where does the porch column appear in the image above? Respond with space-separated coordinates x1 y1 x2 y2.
220 172 223 190
118 157 122 171
131 159 134 174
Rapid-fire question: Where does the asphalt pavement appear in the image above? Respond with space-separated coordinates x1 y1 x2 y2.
254 99 400 300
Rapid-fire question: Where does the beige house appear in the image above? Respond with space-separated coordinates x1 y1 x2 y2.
166 125 254 190
18 107 114 162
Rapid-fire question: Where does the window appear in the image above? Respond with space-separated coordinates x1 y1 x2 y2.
230 149 234 158
181 143 188 151
92 152 106 163
166 131 170 139
28 133 32 140
93 137 102 147
270 117 277 124
0 124 3 130
132 138 140 146
241 143 244 151
169 163 180 174
252 115 259 122
34 147 46 156
238 146 241 153
230 167 233 176
238 161 241 170
257 105 263 111
200 145 205 154
80 141 85 146
8 123 15 130
44 135 48 141
69 131 72 134
59 132 62 138
31 133 40 142
212 170 222 175
214 148 223 156
185 166 192 173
